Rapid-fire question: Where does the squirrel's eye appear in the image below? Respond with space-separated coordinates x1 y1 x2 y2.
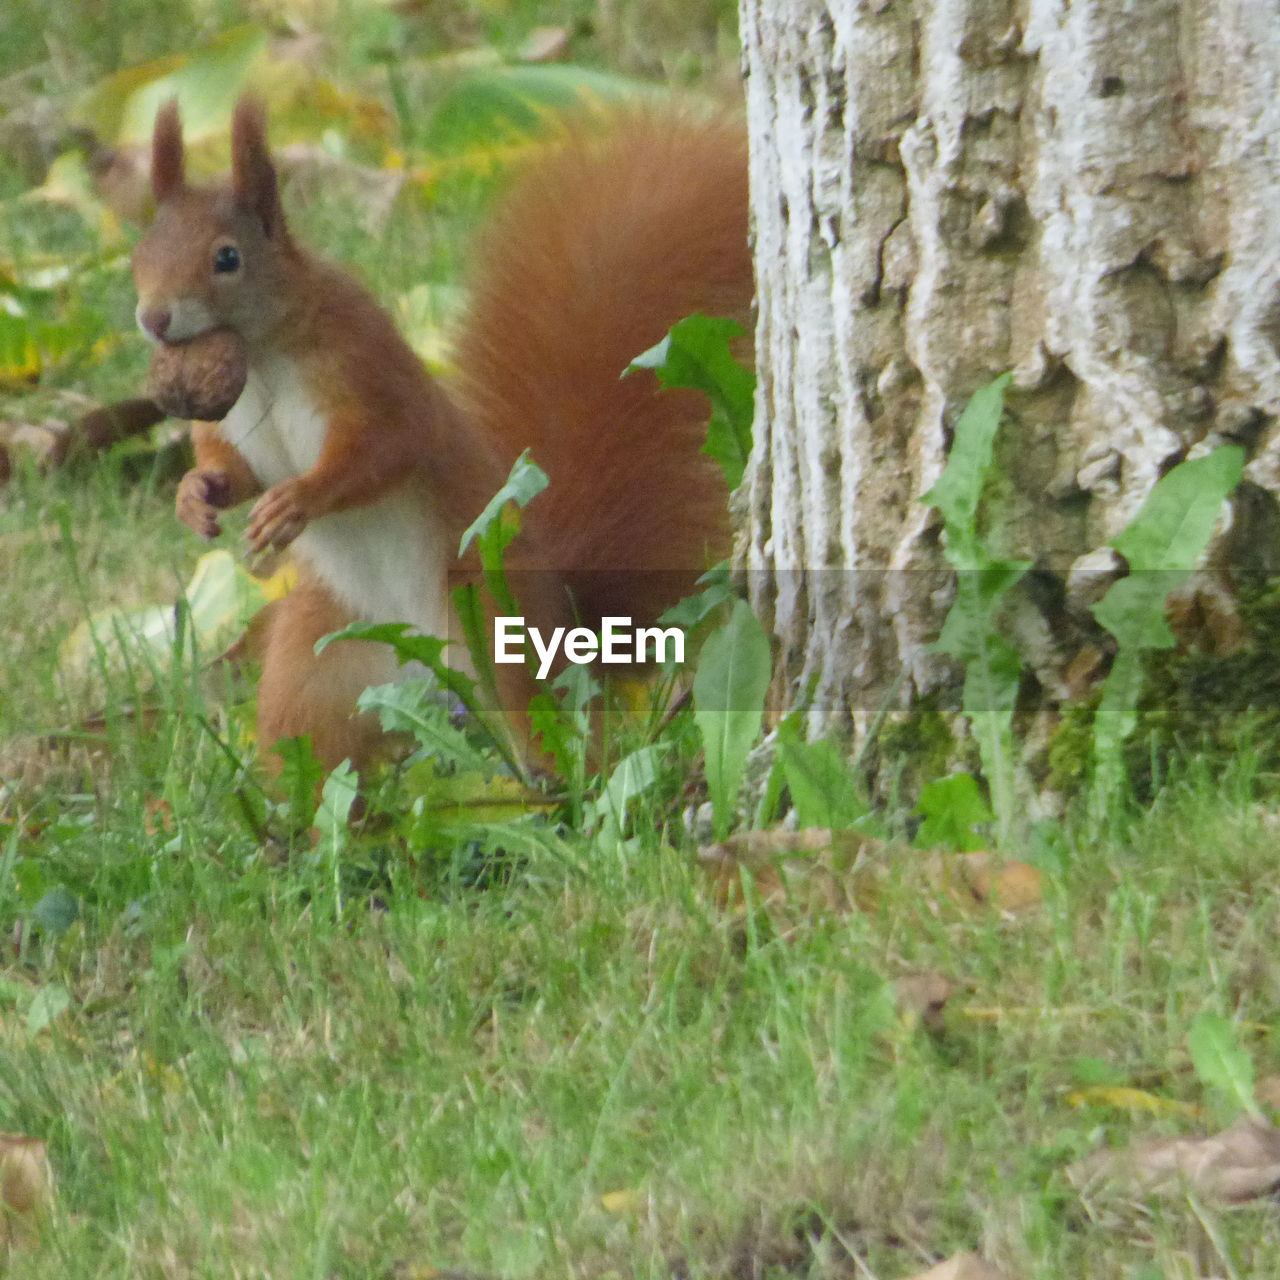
213 245 241 274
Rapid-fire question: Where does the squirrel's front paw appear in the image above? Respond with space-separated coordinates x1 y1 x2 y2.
247 480 309 553
176 468 233 539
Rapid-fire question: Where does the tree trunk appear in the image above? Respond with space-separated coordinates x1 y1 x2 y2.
739 0 1280 775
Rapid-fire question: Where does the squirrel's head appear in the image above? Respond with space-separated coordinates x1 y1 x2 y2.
132 95 294 347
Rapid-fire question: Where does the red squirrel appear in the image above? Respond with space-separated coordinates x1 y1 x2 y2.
131 96 752 774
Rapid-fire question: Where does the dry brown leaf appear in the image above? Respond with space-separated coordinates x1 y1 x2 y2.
903 1252 1013 1280
1068 1115 1280 1204
956 853 1044 911
893 971 958 1033
698 827 880 915
0 1132 53 1250
0 421 69 469
698 828 1043 921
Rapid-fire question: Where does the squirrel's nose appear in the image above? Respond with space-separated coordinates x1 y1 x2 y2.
138 305 172 341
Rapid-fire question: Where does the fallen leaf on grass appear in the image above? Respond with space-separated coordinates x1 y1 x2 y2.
698 827 1044 919
1065 1085 1200 1118
59 548 268 687
903 1252 1013 1280
600 1187 643 1214
893 971 959 1033
0 420 69 469
1068 1115 1280 1204
699 826 871 914
0 1133 53 1250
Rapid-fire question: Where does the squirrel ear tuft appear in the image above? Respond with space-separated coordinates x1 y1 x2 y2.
231 94 285 238
151 99 186 204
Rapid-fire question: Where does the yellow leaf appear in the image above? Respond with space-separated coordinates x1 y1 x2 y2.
1065 1085 1200 1117
77 26 268 145
254 556 298 601
60 549 267 684
600 1188 642 1214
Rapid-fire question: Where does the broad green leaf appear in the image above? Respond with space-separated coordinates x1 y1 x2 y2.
693 598 772 839
314 762 357 907
1188 1012 1261 1119
1089 447 1244 809
915 773 993 852
1110 447 1245 572
629 315 755 489
458 448 549 557
1090 575 1178 652
775 720 867 830
30 888 79 941
920 373 1012 532
26 984 70 1037
659 563 735 630
1093 448 1244 648
919 375 1028 843
960 633 1023 835
317 620 480 717
632 316 753 491
358 680 495 775
933 562 1032 660
595 745 665 831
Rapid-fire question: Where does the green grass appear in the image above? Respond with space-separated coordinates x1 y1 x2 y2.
6 691 1280 1277
6 3 1280 1278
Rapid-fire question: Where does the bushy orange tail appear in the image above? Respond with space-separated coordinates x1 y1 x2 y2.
451 111 753 629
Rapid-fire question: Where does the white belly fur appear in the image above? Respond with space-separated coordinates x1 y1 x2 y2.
221 354 452 640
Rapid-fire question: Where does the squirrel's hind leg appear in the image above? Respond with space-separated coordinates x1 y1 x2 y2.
255 574 394 779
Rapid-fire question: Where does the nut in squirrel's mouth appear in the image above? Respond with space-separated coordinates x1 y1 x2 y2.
146 327 250 422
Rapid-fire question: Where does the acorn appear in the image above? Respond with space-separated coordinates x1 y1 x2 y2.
147 327 249 421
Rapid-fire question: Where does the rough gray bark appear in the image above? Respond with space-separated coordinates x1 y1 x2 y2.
739 0 1280 758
